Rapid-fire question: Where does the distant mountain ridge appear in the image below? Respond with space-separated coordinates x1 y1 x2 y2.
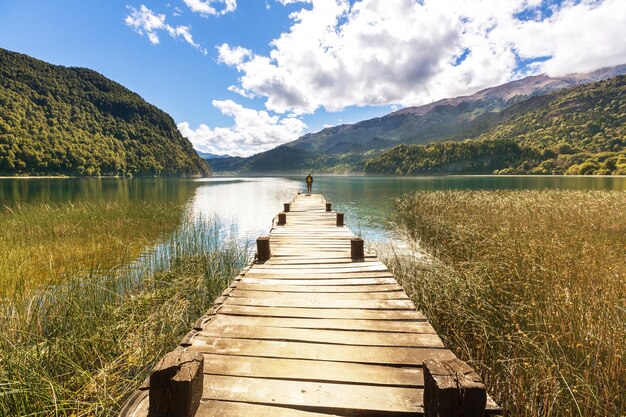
211 64 626 173
364 75 626 175
196 151 232 160
0 48 210 176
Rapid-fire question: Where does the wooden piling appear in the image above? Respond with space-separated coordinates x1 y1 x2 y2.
277 212 287 225
284 203 290 212
336 212 344 227
351 237 364 261
325 202 332 212
148 350 204 417
256 236 271 262
423 358 487 417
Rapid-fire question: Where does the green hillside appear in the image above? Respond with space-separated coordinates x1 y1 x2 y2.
364 75 626 175
0 48 210 176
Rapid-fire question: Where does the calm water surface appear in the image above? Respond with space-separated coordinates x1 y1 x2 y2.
2 175 625 244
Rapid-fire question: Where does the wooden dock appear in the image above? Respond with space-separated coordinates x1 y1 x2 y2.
121 194 500 417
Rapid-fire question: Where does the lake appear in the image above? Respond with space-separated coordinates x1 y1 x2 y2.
2 175 625 244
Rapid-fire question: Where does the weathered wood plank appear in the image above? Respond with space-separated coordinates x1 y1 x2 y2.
201 353 424 386
208 314 432 332
189 337 455 366
197 400 343 417
223 296 416 310
239 277 399 286
217 304 425 319
202 374 424 414
234 282 404 293
195 324 444 347
229 289 409 300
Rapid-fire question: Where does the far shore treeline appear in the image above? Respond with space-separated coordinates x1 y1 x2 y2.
0 48 210 177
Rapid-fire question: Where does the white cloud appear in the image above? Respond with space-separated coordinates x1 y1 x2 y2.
494 0 626 75
276 0 312 5
218 0 626 115
183 0 237 16
125 5 207 54
228 85 256 99
217 43 252 65
178 100 307 157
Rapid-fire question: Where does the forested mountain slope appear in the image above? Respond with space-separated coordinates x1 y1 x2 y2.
364 75 626 175
0 48 210 176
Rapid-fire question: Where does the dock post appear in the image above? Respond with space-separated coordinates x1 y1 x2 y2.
423 358 486 417
326 202 332 212
351 237 364 261
256 236 271 262
148 349 203 417
277 212 287 225
336 212 344 227
284 203 290 212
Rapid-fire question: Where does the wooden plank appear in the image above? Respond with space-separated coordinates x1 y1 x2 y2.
189 337 454 366
202 374 424 414
223 297 416 310
197 400 344 417
196 324 444 348
242 271 396 279
217 304 425 319
252 262 386 270
201 353 424 387
234 282 404 293
229 289 409 300
239 277 399 286
208 314 432 332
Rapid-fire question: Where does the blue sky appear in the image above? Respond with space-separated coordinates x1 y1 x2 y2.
1 0 625 156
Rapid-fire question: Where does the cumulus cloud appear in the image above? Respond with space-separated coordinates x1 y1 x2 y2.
183 0 237 16
276 0 312 4
125 5 207 54
178 100 307 157
218 0 626 115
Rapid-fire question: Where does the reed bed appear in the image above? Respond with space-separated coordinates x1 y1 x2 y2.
0 202 246 416
0 201 187 293
383 190 625 417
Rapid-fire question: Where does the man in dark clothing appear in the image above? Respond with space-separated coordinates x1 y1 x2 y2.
306 173 313 196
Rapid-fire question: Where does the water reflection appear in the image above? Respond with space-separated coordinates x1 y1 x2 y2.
189 177 302 242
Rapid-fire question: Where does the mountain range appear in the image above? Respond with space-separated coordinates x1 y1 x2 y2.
0 48 210 176
210 64 626 174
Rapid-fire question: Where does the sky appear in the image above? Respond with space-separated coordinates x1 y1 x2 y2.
1 0 625 157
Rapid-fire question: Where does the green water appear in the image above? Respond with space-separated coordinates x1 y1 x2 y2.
2 175 625 242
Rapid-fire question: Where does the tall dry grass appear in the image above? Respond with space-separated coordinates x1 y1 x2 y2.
0 202 246 416
384 190 625 417
0 201 186 293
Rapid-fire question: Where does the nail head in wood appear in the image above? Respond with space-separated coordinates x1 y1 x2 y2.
278 212 287 225
336 212 344 227
325 202 332 212
256 236 271 262
351 237 364 261
423 358 487 417
148 350 204 417
284 203 290 212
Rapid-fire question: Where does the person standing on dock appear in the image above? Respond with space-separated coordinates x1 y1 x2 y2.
306 173 313 196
